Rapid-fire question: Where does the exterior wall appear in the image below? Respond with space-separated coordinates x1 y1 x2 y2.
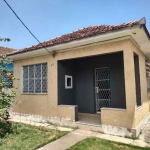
13 52 77 121
130 41 150 129
58 60 76 105
58 52 126 113
13 39 150 132
101 40 150 130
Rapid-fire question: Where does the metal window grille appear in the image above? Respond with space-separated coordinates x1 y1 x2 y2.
146 60 150 91
23 63 47 93
95 68 111 112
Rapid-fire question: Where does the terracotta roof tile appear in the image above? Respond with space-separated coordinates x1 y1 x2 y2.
11 20 140 55
0 46 17 56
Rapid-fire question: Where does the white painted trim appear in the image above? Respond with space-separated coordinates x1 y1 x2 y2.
101 107 127 111
20 67 23 93
7 36 133 60
65 75 73 89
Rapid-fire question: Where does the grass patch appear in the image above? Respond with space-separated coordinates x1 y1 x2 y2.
68 137 150 150
0 122 68 150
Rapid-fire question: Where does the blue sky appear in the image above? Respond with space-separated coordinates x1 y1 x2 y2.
0 0 150 49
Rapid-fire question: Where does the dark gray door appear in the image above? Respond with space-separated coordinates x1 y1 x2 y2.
95 68 111 113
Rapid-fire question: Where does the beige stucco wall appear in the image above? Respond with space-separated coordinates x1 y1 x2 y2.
131 41 150 128
101 40 150 129
13 39 150 129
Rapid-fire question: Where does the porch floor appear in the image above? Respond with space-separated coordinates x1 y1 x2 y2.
77 113 101 125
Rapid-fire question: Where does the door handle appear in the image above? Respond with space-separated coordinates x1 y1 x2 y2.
95 87 99 93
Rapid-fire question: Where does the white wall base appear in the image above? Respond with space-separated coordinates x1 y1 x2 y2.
134 113 150 137
11 112 150 137
101 124 132 137
101 113 150 137
11 112 75 127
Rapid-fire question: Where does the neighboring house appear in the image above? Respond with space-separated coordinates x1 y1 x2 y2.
8 17 150 137
0 46 17 70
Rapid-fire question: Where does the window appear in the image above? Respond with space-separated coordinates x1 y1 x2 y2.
65 75 73 89
146 60 150 91
22 63 47 93
134 53 141 106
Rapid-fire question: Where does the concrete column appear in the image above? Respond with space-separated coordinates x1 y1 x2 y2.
123 48 136 113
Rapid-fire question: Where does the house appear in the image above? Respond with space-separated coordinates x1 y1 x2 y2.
8 17 150 137
0 46 16 70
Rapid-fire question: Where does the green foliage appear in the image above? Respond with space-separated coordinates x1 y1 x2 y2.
0 122 68 150
0 120 18 139
68 137 150 150
0 55 19 119
0 38 10 42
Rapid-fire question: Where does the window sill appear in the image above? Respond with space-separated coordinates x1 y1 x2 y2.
137 105 142 110
101 107 127 111
21 93 48 95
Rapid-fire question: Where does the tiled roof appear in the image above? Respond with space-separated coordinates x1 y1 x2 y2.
0 46 17 56
11 20 139 55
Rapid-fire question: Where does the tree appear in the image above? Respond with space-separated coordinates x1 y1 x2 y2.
0 55 19 119
0 39 19 137
0 38 10 42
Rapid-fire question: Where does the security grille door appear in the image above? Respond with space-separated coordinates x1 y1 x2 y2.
95 68 111 113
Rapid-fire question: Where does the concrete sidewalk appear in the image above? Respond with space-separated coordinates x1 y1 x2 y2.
38 129 150 150
140 119 150 143
38 129 93 150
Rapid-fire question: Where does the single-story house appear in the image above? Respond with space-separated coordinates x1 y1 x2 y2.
8 17 150 137
0 46 16 70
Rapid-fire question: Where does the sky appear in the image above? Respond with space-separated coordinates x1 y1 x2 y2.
0 0 150 50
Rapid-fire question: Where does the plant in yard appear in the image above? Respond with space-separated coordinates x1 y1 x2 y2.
0 54 19 137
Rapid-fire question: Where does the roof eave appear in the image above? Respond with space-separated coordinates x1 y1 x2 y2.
7 24 150 60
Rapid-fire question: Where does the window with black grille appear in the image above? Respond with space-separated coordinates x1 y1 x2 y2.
22 63 47 93
146 59 150 91
134 53 141 106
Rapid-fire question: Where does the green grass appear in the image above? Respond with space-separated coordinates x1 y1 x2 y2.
68 137 150 150
0 122 68 150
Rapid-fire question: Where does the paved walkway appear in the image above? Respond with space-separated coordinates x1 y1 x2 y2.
10 118 150 150
38 129 150 150
140 120 150 143
38 129 93 150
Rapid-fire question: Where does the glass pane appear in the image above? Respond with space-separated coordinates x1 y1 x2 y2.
42 63 47 78
29 79 34 93
147 77 150 91
67 78 71 86
35 79 41 93
42 78 47 93
23 66 28 79
29 65 34 78
23 80 28 93
35 64 41 78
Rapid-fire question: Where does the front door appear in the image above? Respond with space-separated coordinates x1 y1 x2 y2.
95 68 111 113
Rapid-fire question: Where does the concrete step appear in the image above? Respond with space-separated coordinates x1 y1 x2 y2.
75 121 102 133
78 113 101 125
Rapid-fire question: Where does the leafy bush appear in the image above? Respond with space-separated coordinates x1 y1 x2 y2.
0 55 19 138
